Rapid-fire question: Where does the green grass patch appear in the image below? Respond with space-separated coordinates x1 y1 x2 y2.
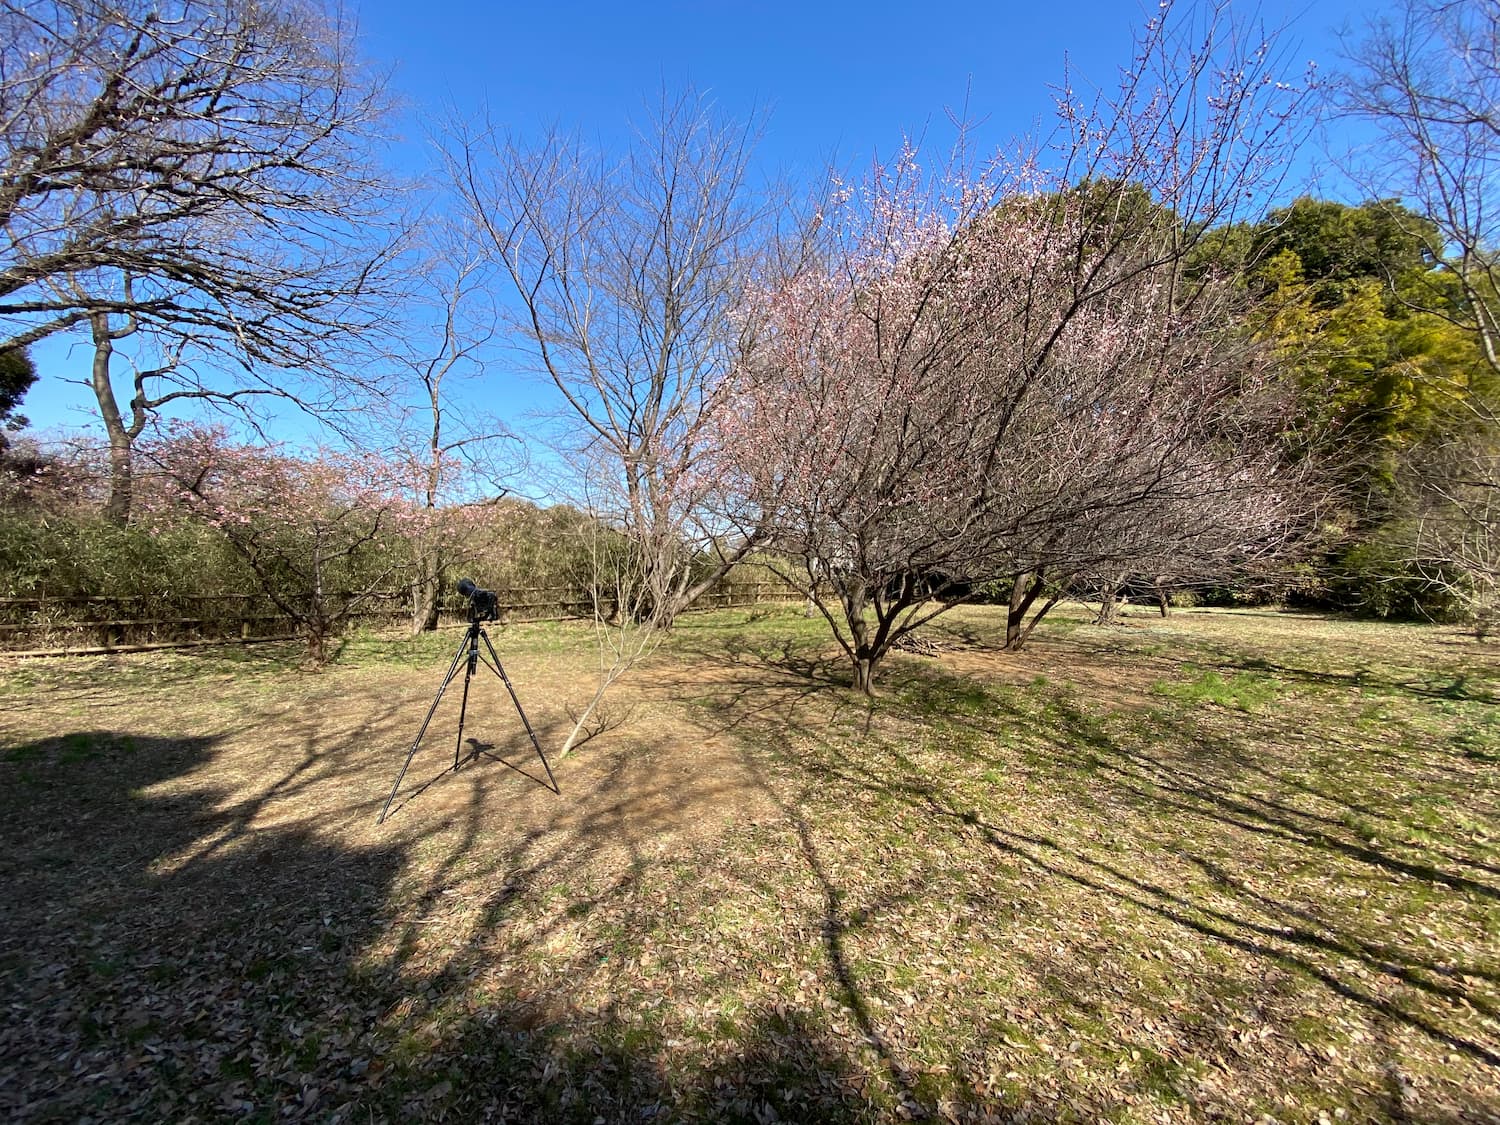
1151 667 1283 710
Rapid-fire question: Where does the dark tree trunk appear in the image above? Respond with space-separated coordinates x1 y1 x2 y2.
90 313 135 526
305 623 329 667
409 549 443 634
840 583 882 695
1154 575 1171 617
1006 569 1065 652
1005 570 1043 650
1014 591 1064 650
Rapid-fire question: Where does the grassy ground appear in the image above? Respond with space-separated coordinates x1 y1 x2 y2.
0 603 1497 1123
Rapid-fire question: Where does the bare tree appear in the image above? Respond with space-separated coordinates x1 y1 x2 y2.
373 215 522 634
447 87 785 628
1401 429 1500 635
1 0 400 522
555 456 670 758
1340 0 1500 385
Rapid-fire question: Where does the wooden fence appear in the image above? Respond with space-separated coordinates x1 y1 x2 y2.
0 583 800 657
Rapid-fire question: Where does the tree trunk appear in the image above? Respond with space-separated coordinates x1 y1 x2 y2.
1006 569 1065 652
1154 575 1171 617
561 680 608 758
409 548 442 634
836 581 881 695
1095 573 1127 626
1013 590 1065 651
304 533 333 666
306 623 329 667
90 313 134 526
1005 570 1043 650
1096 589 1117 626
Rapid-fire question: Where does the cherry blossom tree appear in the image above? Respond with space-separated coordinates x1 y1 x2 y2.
719 2 1313 692
142 426 412 665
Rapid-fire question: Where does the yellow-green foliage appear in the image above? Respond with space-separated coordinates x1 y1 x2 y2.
1240 199 1494 618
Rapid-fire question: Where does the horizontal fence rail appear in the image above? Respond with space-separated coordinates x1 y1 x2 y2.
0 584 802 656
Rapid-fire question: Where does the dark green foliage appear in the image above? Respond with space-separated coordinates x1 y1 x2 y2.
1330 534 1468 621
0 513 278 647
1249 197 1438 296
0 514 253 600
0 347 37 435
1229 199 1492 618
0 481 781 649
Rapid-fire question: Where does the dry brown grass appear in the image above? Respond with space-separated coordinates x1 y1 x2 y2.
1 604 1497 1123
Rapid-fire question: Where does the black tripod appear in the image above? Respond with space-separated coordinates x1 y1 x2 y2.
378 599 558 824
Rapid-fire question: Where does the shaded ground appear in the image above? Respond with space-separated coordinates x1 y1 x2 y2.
0 605 1497 1122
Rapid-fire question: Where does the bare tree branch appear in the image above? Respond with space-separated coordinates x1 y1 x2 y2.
446 86 791 628
1 0 406 521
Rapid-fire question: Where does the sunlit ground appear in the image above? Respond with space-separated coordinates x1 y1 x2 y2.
1 604 1496 1123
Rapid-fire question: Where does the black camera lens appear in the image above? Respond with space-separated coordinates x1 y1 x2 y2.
456 578 498 621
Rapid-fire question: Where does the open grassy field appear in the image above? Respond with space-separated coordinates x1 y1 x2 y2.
1 603 1497 1123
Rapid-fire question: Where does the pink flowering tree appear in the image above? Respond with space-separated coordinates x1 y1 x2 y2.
142 426 415 665
719 2 1314 693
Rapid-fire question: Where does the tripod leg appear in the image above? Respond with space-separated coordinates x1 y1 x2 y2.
377 628 471 824
452 659 475 771
478 627 560 794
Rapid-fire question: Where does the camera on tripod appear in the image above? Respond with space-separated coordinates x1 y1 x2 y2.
378 574 556 824
456 577 499 622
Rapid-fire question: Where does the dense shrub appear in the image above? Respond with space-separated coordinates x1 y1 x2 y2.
0 513 253 600
1328 537 1468 622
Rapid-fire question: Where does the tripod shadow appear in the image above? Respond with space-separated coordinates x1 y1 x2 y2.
380 733 560 822
468 736 558 791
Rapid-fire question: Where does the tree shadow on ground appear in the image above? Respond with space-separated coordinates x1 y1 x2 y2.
663 634 1500 1124
0 729 409 1120
6 612 1500 1123
1 701 1044 1122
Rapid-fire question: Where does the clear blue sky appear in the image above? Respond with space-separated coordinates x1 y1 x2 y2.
356 0 1374 179
22 0 1378 438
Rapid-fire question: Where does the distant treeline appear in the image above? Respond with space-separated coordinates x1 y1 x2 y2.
2 195 1493 645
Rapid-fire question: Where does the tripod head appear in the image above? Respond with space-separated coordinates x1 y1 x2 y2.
456 578 500 623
